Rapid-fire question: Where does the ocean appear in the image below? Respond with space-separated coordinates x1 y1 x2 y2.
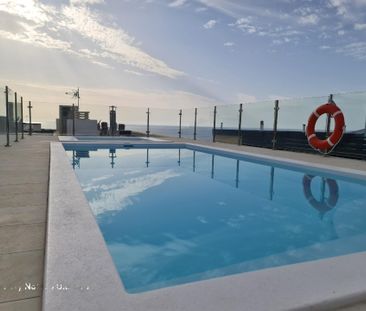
127 125 213 141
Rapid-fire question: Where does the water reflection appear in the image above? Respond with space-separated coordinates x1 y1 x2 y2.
302 175 339 219
269 166 275 201
69 147 342 212
109 148 116 169
235 160 240 189
145 148 150 168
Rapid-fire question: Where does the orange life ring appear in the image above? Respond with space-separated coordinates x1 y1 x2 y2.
306 103 345 152
302 175 338 217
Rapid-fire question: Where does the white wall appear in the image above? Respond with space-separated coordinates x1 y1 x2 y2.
66 119 98 135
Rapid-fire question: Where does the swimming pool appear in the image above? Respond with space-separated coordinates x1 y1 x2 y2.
64 144 366 294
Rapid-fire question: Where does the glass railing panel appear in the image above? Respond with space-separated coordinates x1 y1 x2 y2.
0 86 6 146
117 106 149 136
216 104 240 130
243 100 274 130
241 100 276 147
181 108 195 140
8 89 16 143
215 104 240 144
31 101 59 133
149 107 181 139
15 97 22 140
333 91 366 133
277 95 329 132
196 106 214 142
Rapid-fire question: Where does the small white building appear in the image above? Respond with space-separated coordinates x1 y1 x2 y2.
56 105 98 136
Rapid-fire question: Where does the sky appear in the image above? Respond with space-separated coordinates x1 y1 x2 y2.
0 0 366 121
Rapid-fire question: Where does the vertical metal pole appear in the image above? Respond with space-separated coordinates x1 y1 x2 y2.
178 109 182 138
72 104 75 136
146 108 150 137
28 101 32 136
272 100 279 149
326 94 334 137
238 103 243 145
14 92 18 142
212 106 217 143
5 86 10 147
193 108 197 140
178 149 181 166
21 96 24 139
269 167 275 201
77 87 80 110
211 154 215 179
235 159 240 188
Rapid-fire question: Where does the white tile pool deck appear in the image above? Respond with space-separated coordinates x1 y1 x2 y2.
1 134 366 310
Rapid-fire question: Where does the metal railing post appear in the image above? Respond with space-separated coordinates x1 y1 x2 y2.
28 101 32 136
72 104 75 136
238 103 243 145
21 96 24 139
193 108 197 140
178 109 182 138
5 86 10 147
272 100 279 149
212 106 217 143
326 94 334 137
146 108 150 137
14 92 18 142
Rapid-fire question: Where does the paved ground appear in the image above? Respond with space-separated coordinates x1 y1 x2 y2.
0 134 56 311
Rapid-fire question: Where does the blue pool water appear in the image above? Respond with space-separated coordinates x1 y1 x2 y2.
65 145 366 293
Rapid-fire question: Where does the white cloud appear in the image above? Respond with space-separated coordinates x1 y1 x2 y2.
267 95 290 101
168 0 187 8
203 19 217 29
224 41 235 46
338 29 346 35
84 170 181 215
70 0 105 5
61 6 183 78
195 7 207 12
229 17 257 34
328 0 349 16
354 23 366 30
0 0 183 79
337 42 366 60
298 14 320 25
237 92 257 104
0 0 55 24
124 69 147 76
0 23 71 51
